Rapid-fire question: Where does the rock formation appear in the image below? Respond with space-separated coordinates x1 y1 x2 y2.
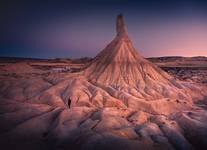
0 14 207 150
83 14 205 103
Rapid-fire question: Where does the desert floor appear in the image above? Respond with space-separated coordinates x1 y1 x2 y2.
0 56 207 150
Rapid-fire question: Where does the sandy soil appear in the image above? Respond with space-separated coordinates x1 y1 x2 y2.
0 58 207 150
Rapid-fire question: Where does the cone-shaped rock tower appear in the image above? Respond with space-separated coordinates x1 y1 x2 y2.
83 14 200 100
84 15 171 86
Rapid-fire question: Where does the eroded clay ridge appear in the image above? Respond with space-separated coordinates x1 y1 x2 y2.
83 14 206 102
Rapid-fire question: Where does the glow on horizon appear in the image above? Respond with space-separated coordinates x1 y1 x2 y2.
1 0 207 58
21 16 207 58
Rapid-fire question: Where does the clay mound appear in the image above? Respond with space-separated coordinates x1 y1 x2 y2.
83 14 205 101
84 14 171 87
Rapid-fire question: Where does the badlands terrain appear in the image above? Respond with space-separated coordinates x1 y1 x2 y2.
0 15 207 150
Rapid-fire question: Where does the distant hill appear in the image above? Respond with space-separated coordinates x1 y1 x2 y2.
1 56 206 64
147 56 207 63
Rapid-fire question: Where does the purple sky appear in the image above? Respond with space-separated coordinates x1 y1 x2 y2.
0 0 207 58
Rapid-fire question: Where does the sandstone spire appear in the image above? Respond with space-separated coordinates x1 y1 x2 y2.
84 14 169 85
116 14 129 38
83 14 190 100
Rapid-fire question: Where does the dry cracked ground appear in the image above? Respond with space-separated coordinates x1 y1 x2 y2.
0 57 206 150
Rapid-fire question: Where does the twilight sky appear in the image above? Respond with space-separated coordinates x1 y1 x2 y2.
0 0 207 58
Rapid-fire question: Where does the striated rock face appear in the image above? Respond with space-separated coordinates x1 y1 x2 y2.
116 14 129 37
0 14 207 150
83 14 205 102
84 14 163 88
